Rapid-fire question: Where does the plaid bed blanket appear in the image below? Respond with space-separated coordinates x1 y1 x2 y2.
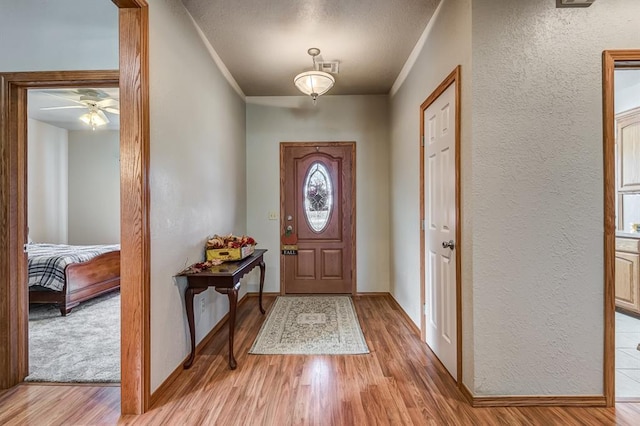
27 243 120 292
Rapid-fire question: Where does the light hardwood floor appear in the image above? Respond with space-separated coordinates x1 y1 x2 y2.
1 295 640 425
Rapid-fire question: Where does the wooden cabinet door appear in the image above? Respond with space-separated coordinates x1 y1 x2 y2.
617 108 640 193
615 251 640 313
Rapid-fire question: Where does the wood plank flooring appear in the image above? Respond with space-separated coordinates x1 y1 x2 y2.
1 295 640 425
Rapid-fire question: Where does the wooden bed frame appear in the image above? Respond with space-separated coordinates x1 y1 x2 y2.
28 250 121 316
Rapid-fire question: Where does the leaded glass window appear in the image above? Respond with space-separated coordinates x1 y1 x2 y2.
303 162 333 232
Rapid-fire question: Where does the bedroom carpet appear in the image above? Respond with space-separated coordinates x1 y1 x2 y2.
26 291 120 383
249 296 369 355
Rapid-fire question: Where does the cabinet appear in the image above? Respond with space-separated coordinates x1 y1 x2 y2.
616 107 640 232
615 237 640 315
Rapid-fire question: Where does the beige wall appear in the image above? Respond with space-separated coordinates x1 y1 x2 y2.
246 95 391 294
27 119 69 244
0 0 118 72
148 0 247 392
68 130 120 245
470 0 640 395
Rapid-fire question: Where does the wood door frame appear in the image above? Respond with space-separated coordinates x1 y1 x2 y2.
419 66 462 384
603 49 640 407
0 0 150 415
279 142 357 296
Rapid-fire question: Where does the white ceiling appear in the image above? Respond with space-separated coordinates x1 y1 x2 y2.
181 0 441 96
615 69 640 91
28 88 120 131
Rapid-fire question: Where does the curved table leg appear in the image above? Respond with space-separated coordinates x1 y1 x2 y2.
216 284 240 369
259 260 266 314
183 287 198 369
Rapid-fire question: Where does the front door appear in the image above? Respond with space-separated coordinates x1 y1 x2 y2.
281 143 355 294
423 82 458 379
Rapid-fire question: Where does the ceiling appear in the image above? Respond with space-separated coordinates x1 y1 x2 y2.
181 0 440 96
615 69 640 91
28 88 120 131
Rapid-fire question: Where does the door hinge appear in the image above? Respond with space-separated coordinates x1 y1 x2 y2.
421 135 425 147
421 220 425 231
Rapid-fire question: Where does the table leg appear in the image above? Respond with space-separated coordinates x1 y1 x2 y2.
222 284 240 369
183 287 197 369
259 260 266 314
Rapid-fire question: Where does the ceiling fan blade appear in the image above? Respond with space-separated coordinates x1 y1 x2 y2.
103 107 120 115
41 91 85 105
40 105 86 111
97 109 110 124
97 98 118 108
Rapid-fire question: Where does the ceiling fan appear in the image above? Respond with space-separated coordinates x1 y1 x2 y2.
40 88 119 129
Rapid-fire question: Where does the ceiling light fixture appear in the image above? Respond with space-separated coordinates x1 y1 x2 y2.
294 48 335 104
79 105 108 130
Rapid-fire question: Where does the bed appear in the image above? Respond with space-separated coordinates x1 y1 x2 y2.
26 243 121 316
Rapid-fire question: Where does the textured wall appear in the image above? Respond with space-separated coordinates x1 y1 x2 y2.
389 0 473 389
148 0 247 392
27 119 68 244
0 0 118 71
246 95 390 293
68 130 120 245
471 0 640 395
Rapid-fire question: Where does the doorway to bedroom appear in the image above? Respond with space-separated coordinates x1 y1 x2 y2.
24 86 122 384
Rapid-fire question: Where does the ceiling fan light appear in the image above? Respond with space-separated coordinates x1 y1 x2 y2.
294 71 335 97
79 110 108 129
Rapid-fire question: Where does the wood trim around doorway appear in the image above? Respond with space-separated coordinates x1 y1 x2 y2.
602 49 640 407
279 142 357 296
419 66 462 385
0 0 150 416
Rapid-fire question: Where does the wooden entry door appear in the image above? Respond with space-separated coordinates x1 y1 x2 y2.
281 143 355 294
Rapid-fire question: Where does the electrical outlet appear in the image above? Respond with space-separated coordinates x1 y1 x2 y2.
268 211 278 220
200 298 206 313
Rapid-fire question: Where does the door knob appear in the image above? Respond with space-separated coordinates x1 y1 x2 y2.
442 240 455 250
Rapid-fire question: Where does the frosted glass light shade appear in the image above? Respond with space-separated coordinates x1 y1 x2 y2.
79 110 108 128
294 71 335 97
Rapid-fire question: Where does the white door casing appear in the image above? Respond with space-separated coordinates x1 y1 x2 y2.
424 83 457 380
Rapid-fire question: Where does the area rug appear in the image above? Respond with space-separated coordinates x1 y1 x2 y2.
249 296 369 355
26 291 120 383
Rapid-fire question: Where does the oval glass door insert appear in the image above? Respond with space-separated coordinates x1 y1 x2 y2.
303 162 333 232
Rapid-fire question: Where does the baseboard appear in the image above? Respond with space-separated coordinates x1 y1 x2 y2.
149 293 250 407
465 387 606 407
460 383 474 404
385 293 421 338
245 292 279 297
355 292 389 296
616 397 640 403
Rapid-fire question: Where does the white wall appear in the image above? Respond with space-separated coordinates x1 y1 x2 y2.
470 0 640 396
148 0 247 392
68 130 120 245
27 119 69 244
389 0 473 388
0 0 118 71
246 95 390 293
615 70 640 114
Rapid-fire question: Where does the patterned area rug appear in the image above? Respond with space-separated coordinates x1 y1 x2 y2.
249 296 369 355
26 291 120 383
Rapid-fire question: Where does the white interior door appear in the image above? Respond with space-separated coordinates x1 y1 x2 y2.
424 83 457 380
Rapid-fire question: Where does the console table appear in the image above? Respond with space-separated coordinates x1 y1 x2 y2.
178 249 267 370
